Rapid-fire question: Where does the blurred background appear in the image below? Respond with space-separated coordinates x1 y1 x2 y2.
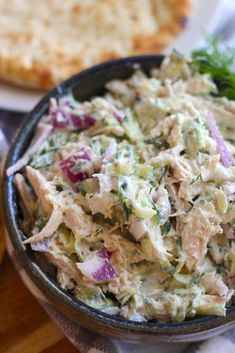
1 0 235 352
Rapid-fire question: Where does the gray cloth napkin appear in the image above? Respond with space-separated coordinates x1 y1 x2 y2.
2 0 235 351
41 300 235 353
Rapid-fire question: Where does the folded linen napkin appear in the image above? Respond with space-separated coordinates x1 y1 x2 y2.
41 301 235 353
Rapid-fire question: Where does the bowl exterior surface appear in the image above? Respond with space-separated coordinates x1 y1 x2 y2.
3 55 235 343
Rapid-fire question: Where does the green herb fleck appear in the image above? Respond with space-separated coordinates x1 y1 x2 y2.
68 132 80 143
145 135 165 149
94 228 103 236
118 193 131 221
158 166 168 184
143 296 155 304
31 151 54 169
191 173 204 184
120 182 128 191
153 209 160 224
175 237 182 257
115 150 122 159
122 116 129 123
161 222 171 236
30 133 64 169
55 184 63 193
169 196 175 208
160 261 175 275
190 273 202 284
57 252 78 262
217 265 229 276
78 182 87 196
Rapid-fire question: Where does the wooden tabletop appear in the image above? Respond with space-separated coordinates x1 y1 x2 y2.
0 225 79 353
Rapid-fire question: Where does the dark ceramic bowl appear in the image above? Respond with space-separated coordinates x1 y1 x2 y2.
3 56 235 343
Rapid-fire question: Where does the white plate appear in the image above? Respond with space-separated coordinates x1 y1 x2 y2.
165 0 222 54
0 0 223 113
0 81 44 113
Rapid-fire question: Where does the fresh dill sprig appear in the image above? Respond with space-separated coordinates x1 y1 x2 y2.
192 35 235 100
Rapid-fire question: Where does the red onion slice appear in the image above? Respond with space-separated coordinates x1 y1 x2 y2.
76 249 117 283
69 114 95 130
207 111 234 168
50 106 95 131
59 147 91 184
50 107 67 128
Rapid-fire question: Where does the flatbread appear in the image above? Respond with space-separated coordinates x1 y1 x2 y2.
0 0 193 90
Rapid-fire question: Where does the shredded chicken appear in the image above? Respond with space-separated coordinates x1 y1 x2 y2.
63 204 94 236
26 166 54 213
14 173 37 219
199 271 229 297
23 205 63 244
179 207 222 271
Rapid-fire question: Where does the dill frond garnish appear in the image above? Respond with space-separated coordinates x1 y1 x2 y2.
192 35 235 100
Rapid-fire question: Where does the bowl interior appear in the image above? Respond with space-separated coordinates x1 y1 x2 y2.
3 55 235 340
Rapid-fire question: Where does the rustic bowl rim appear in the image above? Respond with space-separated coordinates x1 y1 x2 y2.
3 54 235 339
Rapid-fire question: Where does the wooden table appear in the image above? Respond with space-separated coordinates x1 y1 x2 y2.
0 227 79 353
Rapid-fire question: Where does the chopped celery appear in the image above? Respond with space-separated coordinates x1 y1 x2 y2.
215 190 228 214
